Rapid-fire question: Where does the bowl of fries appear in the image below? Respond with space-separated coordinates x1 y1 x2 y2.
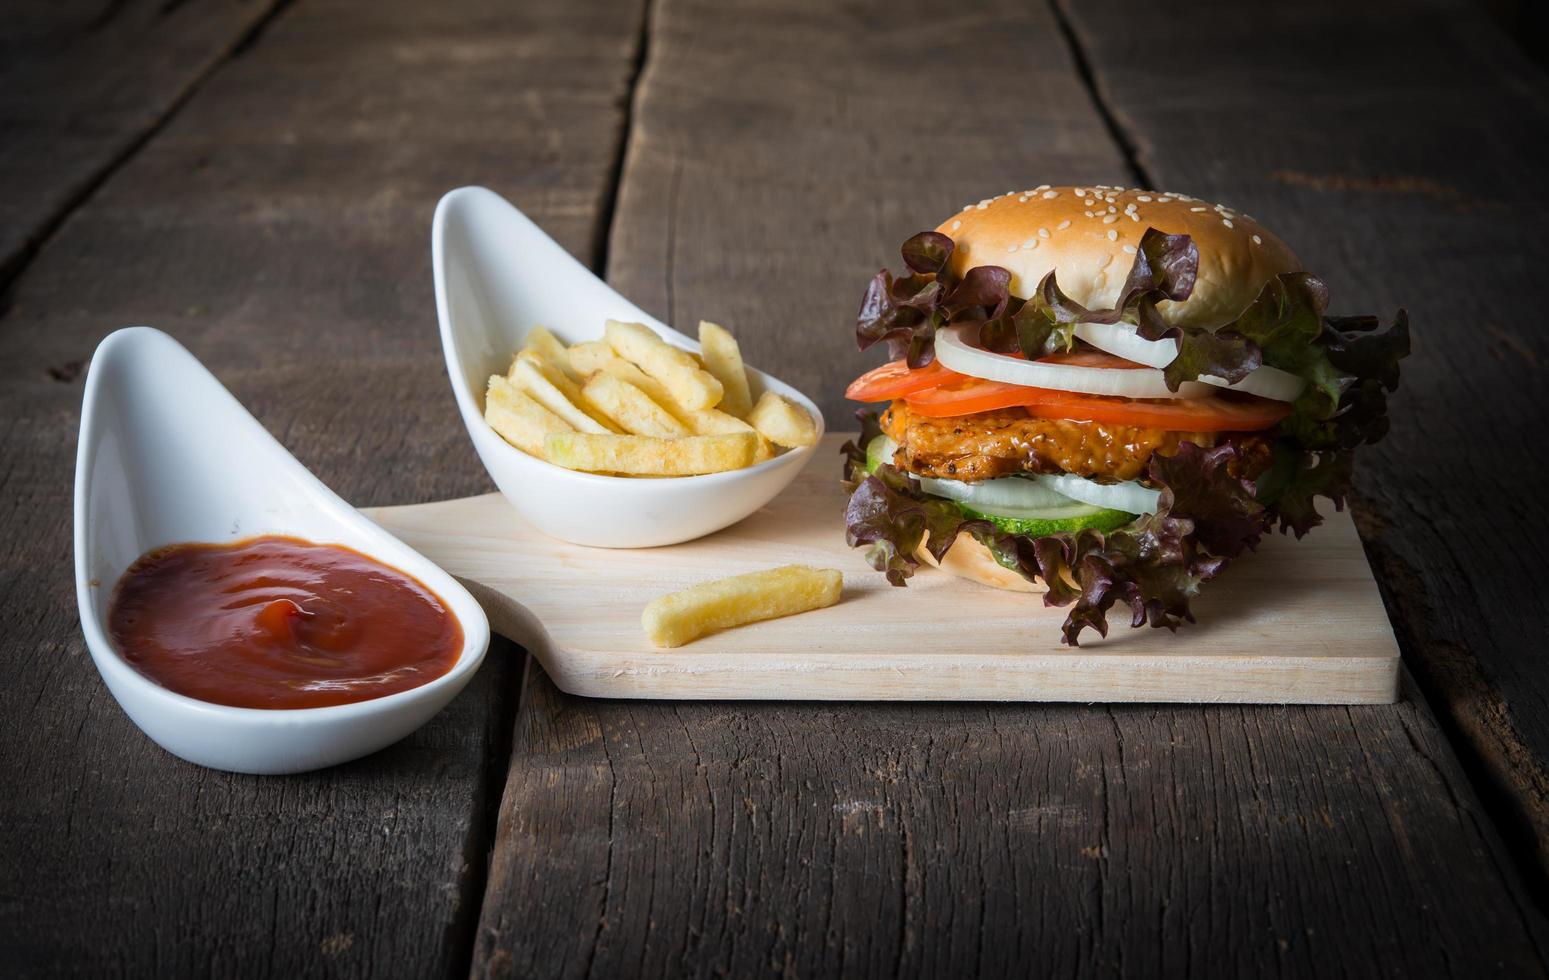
433 187 824 547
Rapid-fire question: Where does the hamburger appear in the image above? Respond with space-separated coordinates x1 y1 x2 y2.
841 186 1409 644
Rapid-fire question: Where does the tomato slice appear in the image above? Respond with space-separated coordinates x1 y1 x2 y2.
845 358 963 402
904 379 1290 431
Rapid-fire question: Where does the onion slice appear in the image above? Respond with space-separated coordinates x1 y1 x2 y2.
1072 322 1176 369
935 326 1211 399
1071 322 1307 403
1199 364 1306 402
1041 473 1162 515
919 475 1077 512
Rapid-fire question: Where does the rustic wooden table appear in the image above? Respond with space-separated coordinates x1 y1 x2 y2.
5 0 1548 975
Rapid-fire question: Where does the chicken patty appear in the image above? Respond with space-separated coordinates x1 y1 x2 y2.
880 400 1218 483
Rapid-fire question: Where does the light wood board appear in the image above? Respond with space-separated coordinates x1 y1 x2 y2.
366 434 1401 703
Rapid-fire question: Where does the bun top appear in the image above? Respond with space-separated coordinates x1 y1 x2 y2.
936 186 1301 328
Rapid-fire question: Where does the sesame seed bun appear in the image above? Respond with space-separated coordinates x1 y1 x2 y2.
939 185 1301 328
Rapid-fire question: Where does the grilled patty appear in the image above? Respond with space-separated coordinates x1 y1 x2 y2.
880 400 1220 483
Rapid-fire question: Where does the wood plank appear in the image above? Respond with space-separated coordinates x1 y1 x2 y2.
1057 0 1549 892
0 0 643 973
471 0 1549 972
0 0 285 286
368 443 1400 704
480 664 1547 976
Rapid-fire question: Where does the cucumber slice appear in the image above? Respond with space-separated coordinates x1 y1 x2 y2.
865 434 899 473
863 435 1136 535
960 503 1136 537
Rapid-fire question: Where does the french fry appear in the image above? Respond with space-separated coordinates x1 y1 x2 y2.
484 375 573 458
698 320 753 418
545 432 756 476
642 565 843 648
752 436 778 463
522 326 580 382
598 358 685 418
566 340 616 377
605 320 723 410
582 372 689 438
509 353 615 434
748 391 818 448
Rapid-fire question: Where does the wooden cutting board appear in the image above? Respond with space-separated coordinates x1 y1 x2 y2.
366 434 1401 704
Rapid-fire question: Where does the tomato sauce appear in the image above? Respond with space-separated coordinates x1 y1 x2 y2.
107 536 462 709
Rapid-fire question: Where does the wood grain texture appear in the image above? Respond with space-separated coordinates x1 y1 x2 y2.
470 0 1549 973
368 437 1400 704
0 0 643 974
476 662 1548 977
0 0 285 286
1058 0 1549 896
604 0 1131 423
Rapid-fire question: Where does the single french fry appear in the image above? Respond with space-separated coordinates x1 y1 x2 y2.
545 432 756 476
522 326 580 382
604 320 723 410
698 320 753 418
598 358 755 438
566 340 616 377
748 391 818 448
752 436 778 463
509 354 614 434
582 372 689 438
598 358 685 417
642 565 844 648
484 375 573 458
687 408 757 438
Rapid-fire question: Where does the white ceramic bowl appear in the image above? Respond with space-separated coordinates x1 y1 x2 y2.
433 186 825 548
73 327 491 775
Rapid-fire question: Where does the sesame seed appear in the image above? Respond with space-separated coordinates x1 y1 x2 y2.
979 199 993 207
1057 220 1071 230
1107 229 1118 241
1222 219 1234 228
1074 187 1087 196
1097 253 1115 270
977 202 989 210
1190 207 1207 212
1136 195 1152 202
1102 215 1118 224
963 204 973 211
1035 184 1050 191
1107 205 1117 213
1252 234 1263 244
1006 245 1018 253
1042 190 1058 199
1022 237 1038 248
1018 196 1030 204
1084 211 1094 217
1084 199 1095 206
1124 203 1137 212
951 220 961 230
1129 213 1140 222
1122 244 1137 254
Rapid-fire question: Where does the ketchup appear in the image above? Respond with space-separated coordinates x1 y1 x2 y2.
107 536 462 709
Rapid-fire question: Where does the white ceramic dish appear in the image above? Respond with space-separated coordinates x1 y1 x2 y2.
73 327 491 775
433 186 825 548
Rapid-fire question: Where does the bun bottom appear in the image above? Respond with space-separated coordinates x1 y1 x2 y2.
918 533 1047 594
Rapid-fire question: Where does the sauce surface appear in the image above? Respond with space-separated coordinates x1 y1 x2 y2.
107 536 462 709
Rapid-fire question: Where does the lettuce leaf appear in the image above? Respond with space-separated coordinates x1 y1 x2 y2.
842 415 1271 644
845 223 1411 643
